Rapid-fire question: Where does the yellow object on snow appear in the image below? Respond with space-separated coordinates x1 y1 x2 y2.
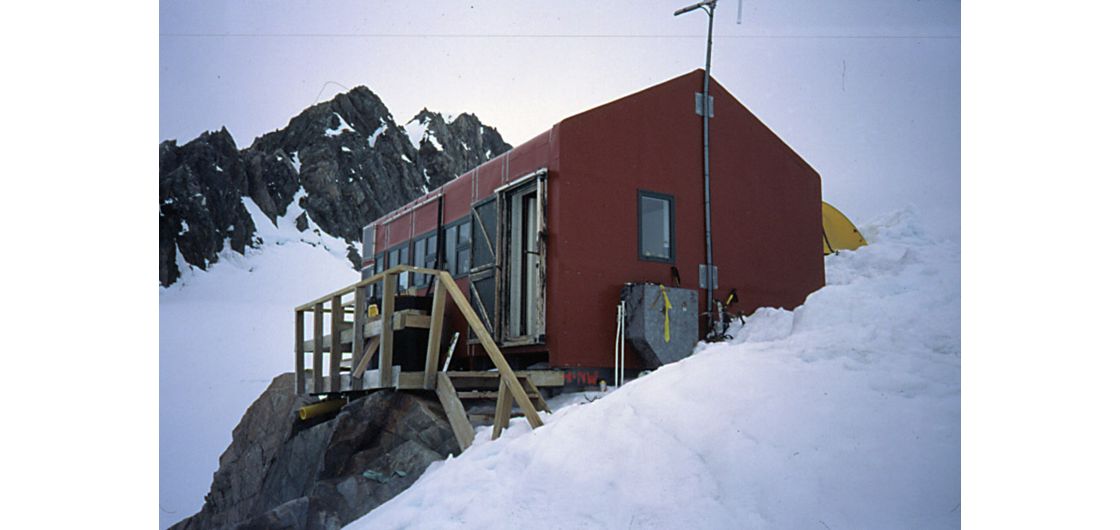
822 201 867 254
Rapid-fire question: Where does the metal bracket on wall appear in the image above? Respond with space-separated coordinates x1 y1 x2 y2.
694 93 714 117
699 264 719 289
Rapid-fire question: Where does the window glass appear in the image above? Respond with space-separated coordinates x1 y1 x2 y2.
361 226 375 261
458 222 470 245
472 201 497 267
426 234 438 267
387 246 409 291
639 194 673 261
457 249 470 275
444 225 457 272
441 219 472 276
371 253 384 300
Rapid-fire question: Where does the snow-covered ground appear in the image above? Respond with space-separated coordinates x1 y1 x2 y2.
346 207 960 530
159 196 358 528
159 205 959 529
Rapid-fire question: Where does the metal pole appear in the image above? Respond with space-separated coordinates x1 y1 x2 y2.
674 0 718 338
702 2 716 338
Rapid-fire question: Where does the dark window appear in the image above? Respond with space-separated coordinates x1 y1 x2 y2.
368 253 384 300
468 199 498 337
442 218 471 277
638 190 675 262
386 244 409 291
471 200 497 268
411 232 438 287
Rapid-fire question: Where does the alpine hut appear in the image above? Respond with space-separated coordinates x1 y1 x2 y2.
359 69 824 387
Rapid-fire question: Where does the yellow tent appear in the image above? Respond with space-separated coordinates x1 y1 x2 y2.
822 201 867 254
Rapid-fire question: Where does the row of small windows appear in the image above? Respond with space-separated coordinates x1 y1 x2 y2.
367 217 473 297
365 190 674 297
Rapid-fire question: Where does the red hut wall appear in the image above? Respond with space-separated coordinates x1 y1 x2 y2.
365 70 822 374
546 70 823 370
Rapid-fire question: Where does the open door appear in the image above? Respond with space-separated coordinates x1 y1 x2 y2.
500 169 547 345
469 198 498 336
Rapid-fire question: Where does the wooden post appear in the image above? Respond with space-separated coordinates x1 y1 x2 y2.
330 295 344 392
424 279 447 390
351 286 367 390
438 272 543 428
492 379 513 440
313 302 324 394
436 372 474 453
379 272 397 388
295 310 305 395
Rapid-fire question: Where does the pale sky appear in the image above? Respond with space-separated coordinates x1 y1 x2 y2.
160 0 960 235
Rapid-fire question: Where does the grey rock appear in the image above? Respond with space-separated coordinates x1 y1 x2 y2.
171 378 459 530
159 128 258 286
159 86 512 286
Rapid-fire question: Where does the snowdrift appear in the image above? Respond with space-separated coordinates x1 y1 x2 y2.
346 208 961 529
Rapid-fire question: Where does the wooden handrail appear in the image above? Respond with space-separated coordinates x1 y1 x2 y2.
294 264 444 312
293 264 544 433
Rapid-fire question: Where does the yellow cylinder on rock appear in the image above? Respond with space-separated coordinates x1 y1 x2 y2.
298 398 345 421
822 201 868 254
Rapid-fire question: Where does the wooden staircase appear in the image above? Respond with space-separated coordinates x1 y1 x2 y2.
433 371 553 452
295 264 551 455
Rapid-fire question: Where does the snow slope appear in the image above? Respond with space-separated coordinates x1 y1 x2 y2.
159 196 358 528
347 208 960 530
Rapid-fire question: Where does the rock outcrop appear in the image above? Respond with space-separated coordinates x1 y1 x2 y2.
159 87 512 286
171 373 460 530
159 128 259 286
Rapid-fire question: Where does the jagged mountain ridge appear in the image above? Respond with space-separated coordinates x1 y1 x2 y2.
159 86 511 286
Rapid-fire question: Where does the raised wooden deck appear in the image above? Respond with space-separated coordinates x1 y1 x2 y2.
295 264 552 452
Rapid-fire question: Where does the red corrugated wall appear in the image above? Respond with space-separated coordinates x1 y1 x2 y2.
366 70 822 372
547 70 823 369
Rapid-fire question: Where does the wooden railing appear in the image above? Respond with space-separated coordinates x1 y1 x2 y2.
294 264 544 432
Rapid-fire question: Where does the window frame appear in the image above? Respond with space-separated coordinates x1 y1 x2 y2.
411 230 439 287
442 216 472 278
367 252 385 301
636 189 676 264
384 242 410 291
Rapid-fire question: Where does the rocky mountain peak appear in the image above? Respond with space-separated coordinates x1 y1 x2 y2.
159 87 512 287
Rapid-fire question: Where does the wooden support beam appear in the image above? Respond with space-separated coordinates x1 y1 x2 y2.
522 377 551 413
379 272 397 388
350 335 380 379
295 310 305 395
446 370 565 388
456 390 541 400
492 379 513 440
330 295 344 392
438 271 543 429
351 286 366 390
435 373 474 453
424 279 447 390
313 303 324 394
